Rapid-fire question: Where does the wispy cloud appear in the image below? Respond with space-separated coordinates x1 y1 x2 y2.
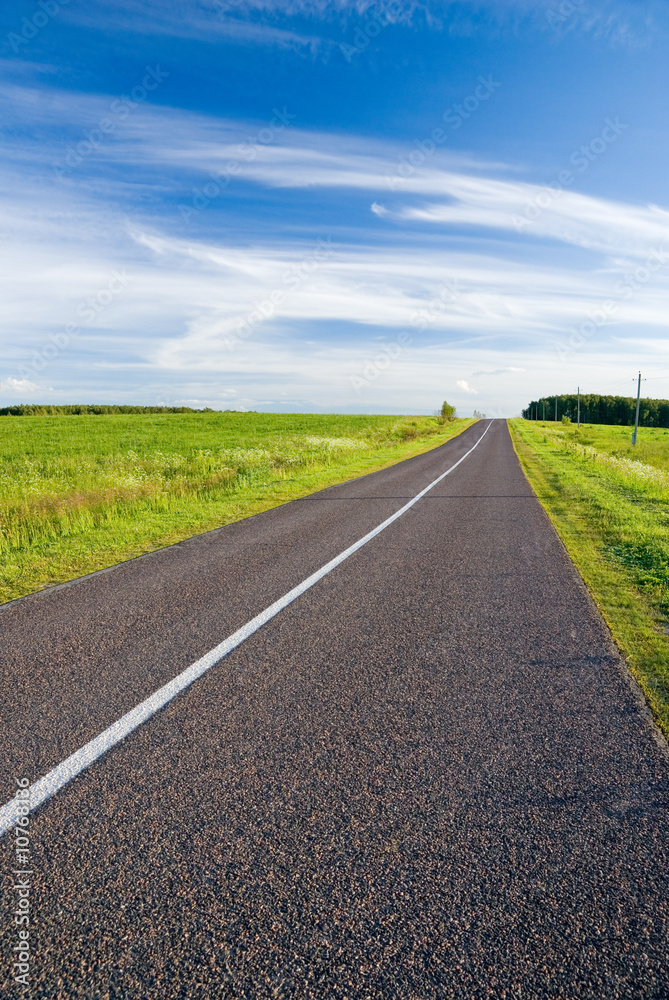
7 80 666 269
56 0 668 52
2 77 668 412
473 366 526 375
3 101 669 369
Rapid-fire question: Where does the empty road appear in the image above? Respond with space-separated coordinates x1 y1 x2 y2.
1 418 667 998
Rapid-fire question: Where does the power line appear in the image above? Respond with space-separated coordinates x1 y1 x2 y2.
598 375 641 392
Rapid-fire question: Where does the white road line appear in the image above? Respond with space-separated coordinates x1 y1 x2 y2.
0 420 493 837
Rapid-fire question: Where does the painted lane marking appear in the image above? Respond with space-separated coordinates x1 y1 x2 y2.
0 421 493 836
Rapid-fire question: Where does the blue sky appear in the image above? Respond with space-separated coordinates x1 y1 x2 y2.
1 0 669 416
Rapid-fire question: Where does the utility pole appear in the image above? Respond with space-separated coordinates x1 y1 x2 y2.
577 386 580 428
632 371 642 445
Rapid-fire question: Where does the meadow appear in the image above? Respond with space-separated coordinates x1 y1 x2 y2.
509 419 669 737
0 411 472 605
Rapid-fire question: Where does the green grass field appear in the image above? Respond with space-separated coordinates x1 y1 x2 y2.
509 418 669 738
0 412 473 605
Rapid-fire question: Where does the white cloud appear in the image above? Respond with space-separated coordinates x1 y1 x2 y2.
2 377 38 393
457 379 477 394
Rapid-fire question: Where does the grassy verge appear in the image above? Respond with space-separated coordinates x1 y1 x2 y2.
508 418 669 739
0 412 474 604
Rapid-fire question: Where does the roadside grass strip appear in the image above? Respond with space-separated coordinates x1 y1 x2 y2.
509 419 669 740
0 421 491 836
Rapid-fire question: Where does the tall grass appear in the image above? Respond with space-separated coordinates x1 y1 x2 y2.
0 412 471 603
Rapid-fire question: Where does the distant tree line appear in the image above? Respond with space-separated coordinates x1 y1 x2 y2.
522 394 669 427
0 404 229 417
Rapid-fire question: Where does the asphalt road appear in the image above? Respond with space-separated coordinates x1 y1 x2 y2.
1 418 668 998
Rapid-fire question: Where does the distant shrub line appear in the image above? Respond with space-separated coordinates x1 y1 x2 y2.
0 404 242 416
522 393 669 427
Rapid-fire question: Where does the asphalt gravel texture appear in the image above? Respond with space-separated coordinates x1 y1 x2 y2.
1 418 668 998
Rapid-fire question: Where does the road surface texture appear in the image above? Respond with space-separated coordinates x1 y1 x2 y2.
1 419 667 998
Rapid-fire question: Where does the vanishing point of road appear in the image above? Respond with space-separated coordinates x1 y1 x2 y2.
1 419 667 998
